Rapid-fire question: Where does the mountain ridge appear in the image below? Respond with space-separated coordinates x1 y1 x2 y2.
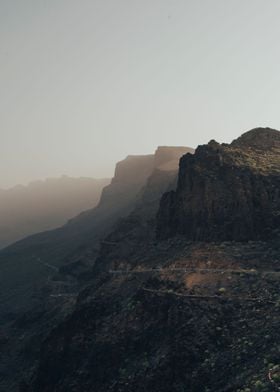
157 128 280 241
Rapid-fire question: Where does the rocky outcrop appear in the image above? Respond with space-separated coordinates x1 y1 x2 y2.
157 128 280 241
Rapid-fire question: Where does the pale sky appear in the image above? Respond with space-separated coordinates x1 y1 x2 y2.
1 0 280 188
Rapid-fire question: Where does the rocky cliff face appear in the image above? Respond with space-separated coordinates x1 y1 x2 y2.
98 154 154 207
157 128 280 241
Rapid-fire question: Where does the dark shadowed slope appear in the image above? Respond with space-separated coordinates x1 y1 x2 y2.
0 154 155 319
0 176 110 249
0 146 193 392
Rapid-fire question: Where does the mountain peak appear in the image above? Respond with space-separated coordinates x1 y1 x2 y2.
231 127 280 149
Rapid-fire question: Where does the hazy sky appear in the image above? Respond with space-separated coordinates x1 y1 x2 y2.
1 0 280 188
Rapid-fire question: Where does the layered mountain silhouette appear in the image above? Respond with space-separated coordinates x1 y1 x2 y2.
1 129 280 392
0 176 109 249
0 145 193 391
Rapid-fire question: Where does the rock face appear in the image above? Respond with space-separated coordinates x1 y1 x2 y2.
157 128 280 241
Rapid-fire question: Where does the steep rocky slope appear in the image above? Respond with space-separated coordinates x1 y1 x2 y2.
0 176 109 249
30 240 280 392
157 128 280 241
26 128 280 392
0 146 192 392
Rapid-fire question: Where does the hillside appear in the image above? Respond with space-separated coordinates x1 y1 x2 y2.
31 240 280 392
0 176 109 249
0 146 193 392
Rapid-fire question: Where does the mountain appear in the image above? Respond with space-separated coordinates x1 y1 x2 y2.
0 146 193 392
157 128 280 241
1 147 193 270
24 128 280 392
0 176 110 249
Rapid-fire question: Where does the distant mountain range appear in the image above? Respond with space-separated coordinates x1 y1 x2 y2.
0 176 110 249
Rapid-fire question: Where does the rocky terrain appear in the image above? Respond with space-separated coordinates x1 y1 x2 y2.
0 146 192 391
31 239 280 392
157 128 280 241
0 176 109 249
1 128 279 392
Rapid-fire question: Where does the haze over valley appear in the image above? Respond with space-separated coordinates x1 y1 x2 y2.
0 176 109 249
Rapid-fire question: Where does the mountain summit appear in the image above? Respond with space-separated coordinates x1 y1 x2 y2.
231 127 280 149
